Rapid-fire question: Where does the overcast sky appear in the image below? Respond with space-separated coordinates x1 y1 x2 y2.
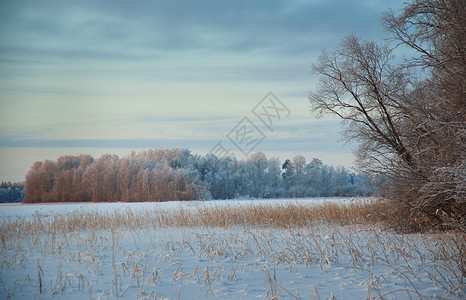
0 0 406 182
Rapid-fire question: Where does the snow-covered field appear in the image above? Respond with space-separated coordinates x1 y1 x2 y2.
0 198 357 220
0 198 464 299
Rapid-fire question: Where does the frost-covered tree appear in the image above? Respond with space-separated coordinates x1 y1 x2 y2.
309 0 465 231
24 149 374 203
0 182 24 203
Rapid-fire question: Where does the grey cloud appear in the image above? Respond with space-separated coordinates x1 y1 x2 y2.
133 114 239 125
259 135 354 153
0 0 407 95
1 0 405 61
0 135 353 154
0 138 214 149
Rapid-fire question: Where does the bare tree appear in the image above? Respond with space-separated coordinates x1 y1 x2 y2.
384 0 466 231
309 0 465 231
310 35 417 176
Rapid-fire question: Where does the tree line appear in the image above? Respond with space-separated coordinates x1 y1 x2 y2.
24 148 375 203
309 0 465 231
0 182 24 203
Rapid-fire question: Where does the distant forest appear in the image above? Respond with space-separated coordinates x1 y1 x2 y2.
0 182 24 203
23 148 376 203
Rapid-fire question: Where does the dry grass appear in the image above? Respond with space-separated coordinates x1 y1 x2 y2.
1 200 464 299
194 200 389 228
0 200 390 240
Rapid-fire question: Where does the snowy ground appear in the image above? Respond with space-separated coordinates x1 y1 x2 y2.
0 198 359 219
0 198 464 299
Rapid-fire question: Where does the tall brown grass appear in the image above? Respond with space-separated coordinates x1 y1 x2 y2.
1 200 390 240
